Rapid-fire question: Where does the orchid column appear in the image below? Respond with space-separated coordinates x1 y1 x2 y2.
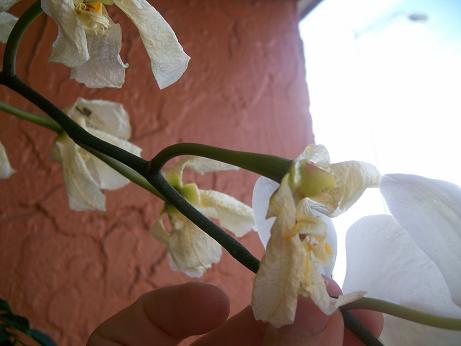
0 0 312 344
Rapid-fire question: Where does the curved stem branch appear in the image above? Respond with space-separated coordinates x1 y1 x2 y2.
150 143 292 183
3 1 42 76
345 297 461 331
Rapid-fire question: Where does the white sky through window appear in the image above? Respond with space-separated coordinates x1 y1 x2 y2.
300 0 461 285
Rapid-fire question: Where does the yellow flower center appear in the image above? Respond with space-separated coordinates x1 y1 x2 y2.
74 0 110 34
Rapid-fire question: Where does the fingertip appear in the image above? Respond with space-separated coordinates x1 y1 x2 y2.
143 282 230 339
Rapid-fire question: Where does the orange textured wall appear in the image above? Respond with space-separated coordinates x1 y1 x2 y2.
0 0 313 344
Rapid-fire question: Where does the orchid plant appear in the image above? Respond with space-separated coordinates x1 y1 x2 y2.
1 1 461 345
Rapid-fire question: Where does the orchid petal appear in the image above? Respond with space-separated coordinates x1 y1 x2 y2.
252 176 337 277
84 128 141 190
41 0 89 67
252 177 303 327
71 23 127 88
343 215 461 345
186 156 238 174
303 262 363 315
113 0 190 89
0 0 19 12
167 212 222 277
252 177 278 247
55 135 105 211
297 144 330 167
0 142 15 178
67 98 131 139
150 217 170 244
313 160 380 216
0 11 17 43
381 174 461 308
317 213 336 277
200 189 254 237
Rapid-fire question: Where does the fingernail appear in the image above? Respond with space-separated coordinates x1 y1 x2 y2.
264 297 329 345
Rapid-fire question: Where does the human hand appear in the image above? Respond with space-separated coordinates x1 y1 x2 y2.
87 281 382 346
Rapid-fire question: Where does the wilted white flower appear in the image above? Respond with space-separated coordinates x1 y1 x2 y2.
151 157 255 277
42 0 190 88
53 97 141 211
343 174 461 345
0 0 19 43
251 144 380 327
0 142 15 178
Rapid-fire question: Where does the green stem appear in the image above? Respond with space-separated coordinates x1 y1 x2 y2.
150 143 292 183
345 297 461 331
0 102 61 133
81 145 163 200
3 1 42 76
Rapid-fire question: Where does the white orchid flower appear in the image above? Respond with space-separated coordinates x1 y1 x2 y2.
0 142 15 178
251 144 380 327
53 97 141 211
41 0 190 89
151 157 255 277
343 174 461 345
0 0 19 43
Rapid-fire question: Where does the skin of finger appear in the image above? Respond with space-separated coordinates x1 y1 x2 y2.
264 300 344 346
193 299 344 346
192 306 267 346
87 282 230 346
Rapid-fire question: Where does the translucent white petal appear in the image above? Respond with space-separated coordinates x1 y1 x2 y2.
84 128 141 190
303 263 363 315
313 160 380 216
67 98 131 139
381 174 461 308
186 156 238 174
0 0 19 12
200 189 254 237
113 0 190 89
252 229 305 328
252 177 303 327
71 23 127 88
0 142 15 178
167 213 222 277
0 11 17 43
252 177 278 247
41 0 89 67
343 215 461 345
252 176 337 274
150 217 170 244
296 144 330 166
317 213 336 277
55 136 105 211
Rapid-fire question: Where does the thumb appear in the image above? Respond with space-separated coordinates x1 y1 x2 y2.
263 297 344 346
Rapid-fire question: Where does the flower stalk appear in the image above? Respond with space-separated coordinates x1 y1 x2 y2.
2 1 42 76
345 298 461 331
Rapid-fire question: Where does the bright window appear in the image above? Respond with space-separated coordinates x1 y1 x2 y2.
300 0 461 285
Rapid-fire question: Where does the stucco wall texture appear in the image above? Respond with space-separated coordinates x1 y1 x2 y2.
0 0 313 344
